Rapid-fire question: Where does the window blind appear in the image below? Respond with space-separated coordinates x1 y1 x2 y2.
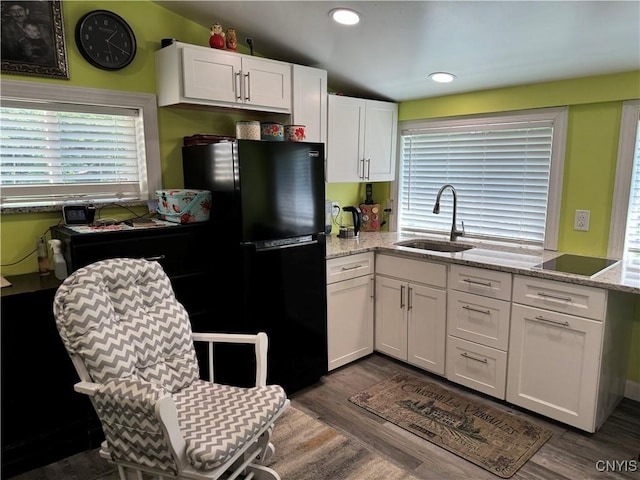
624 119 640 255
0 100 147 207
399 122 554 245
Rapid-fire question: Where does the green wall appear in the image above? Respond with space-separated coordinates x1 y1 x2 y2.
0 2 638 383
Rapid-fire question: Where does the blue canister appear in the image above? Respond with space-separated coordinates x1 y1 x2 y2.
260 122 284 141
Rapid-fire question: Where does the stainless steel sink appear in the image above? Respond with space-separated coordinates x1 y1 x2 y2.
395 239 474 253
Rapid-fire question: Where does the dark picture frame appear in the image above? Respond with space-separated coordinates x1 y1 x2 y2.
1 0 68 79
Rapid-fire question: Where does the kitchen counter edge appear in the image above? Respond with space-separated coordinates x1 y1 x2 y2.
326 232 639 295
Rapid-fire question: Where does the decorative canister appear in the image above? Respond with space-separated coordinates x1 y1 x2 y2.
235 121 261 140
260 122 284 141
156 189 212 224
284 125 306 142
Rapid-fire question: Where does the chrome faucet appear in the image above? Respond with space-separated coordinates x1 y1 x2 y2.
433 184 465 242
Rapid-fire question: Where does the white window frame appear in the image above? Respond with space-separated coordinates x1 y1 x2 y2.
391 107 568 250
0 79 162 209
608 99 640 259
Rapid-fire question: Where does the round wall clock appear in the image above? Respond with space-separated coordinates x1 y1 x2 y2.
75 10 137 71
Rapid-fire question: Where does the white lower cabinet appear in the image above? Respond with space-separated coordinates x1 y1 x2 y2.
507 274 635 432
375 254 447 375
446 265 512 399
326 253 374 371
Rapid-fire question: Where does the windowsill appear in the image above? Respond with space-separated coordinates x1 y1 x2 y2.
1 200 150 215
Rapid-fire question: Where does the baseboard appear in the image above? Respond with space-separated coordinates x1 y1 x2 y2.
625 379 640 402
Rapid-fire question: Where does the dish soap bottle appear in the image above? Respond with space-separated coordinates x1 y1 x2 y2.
48 239 68 280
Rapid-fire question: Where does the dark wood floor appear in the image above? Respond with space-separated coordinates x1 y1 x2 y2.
13 353 640 480
290 353 640 480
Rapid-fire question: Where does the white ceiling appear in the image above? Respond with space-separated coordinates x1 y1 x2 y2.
154 1 640 102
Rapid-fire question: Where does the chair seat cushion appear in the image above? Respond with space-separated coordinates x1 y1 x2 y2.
173 380 287 470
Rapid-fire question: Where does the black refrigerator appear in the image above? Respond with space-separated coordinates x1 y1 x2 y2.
182 139 327 394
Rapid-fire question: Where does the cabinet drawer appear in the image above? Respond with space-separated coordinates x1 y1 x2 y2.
448 265 512 301
512 275 606 321
376 254 446 288
326 252 374 284
446 336 507 400
447 290 511 350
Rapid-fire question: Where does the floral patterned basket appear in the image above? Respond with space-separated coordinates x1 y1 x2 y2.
156 189 212 223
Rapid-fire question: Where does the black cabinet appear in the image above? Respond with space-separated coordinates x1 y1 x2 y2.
2 223 212 478
1 274 103 478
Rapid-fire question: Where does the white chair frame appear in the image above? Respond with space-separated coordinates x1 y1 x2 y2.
70 332 289 480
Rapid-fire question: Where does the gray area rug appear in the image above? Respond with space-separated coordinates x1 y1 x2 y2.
13 406 416 480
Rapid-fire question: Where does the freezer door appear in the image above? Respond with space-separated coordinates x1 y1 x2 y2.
237 140 325 242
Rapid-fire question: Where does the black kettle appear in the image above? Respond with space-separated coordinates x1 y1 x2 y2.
340 206 362 238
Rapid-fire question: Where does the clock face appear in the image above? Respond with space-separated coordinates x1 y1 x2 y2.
75 10 136 70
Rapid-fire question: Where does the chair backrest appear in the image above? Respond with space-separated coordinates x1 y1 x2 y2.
54 258 199 393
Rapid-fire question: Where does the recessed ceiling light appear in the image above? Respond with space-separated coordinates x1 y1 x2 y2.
429 72 457 83
330 8 361 26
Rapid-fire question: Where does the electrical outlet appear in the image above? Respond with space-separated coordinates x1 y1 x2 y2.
574 209 590 231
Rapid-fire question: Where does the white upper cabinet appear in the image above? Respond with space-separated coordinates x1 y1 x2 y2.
155 42 291 113
327 95 398 183
292 65 327 144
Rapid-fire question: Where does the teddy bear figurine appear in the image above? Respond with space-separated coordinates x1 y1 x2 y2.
209 22 225 49
226 28 237 51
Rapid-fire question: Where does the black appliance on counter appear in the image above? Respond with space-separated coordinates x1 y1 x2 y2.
182 139 327 394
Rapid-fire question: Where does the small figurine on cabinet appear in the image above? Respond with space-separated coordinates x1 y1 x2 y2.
226 28 237 51
209 22 225 49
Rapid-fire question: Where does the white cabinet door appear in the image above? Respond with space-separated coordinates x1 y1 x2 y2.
374 275 407 361
507 304 603 431
327 95 398 183
242 56 291 110
182 47 241 103
156 42 291 113
327 274 374 371
363 99 398 181
407 283 447 375
292 65 327 144
327 95 365 182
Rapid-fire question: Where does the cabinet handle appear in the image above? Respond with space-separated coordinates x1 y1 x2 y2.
235 72 242 100
536 292 572 302
400 285 405 309
408 286 413 310
144 255 165 262
370 277 375 299
341 264 362 271
534 315 570 327
462 305 491 315
360 158 365 180
461 352 488 364
366 158 371 180
463 278 492 287
244 72 250 101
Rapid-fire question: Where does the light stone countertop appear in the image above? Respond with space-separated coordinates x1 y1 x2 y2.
326 231 640 295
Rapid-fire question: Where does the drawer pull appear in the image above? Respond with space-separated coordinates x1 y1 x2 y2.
341 264 362 271
463 278 492 287
144 255 165 262
536 292 572 302
534 315 570 327
462 305 491 315
461 352 488 364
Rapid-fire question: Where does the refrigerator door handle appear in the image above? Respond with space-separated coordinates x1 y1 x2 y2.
245 239 319 252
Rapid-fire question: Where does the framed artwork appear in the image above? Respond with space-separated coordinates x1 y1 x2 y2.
1 0 69 79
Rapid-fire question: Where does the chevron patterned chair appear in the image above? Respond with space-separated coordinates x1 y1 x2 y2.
54 258 290 480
